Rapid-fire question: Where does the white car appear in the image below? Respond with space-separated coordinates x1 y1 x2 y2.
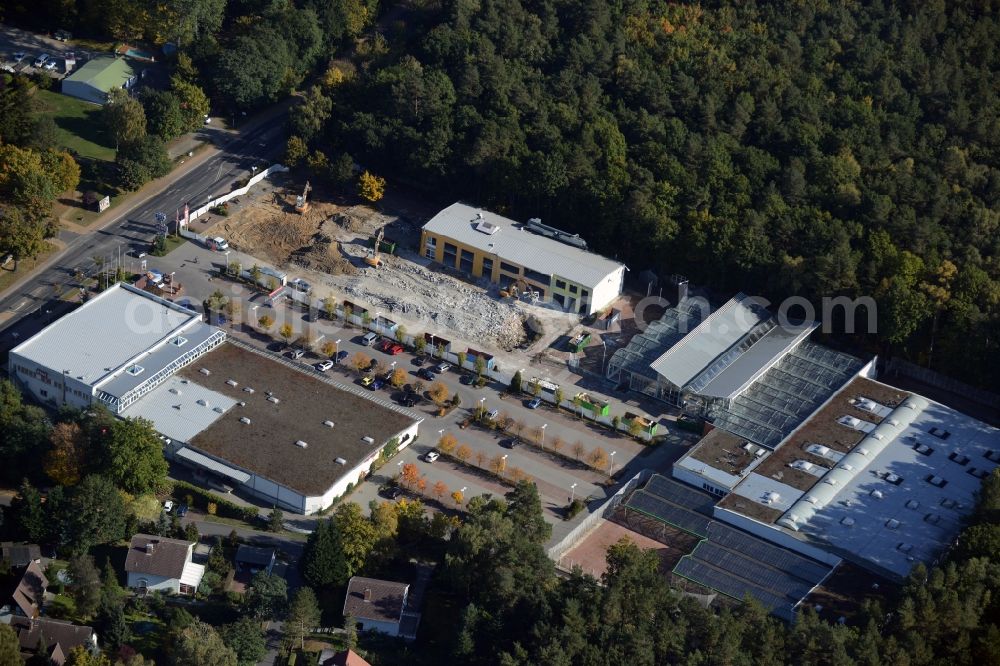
43 61 57 71
33 54 49 68
315 360 334 372
163 500 174 513
424 451 440 463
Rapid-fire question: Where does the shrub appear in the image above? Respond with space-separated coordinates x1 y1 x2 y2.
564 499 585 521
207 502 217 516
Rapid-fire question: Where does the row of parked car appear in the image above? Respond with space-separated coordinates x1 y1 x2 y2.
10 52 58 70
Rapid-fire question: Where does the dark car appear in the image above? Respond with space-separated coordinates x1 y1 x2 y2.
336 350 349 363
267 342 285 352
401 392 420 407
177 504 189 517
459 374 474 385
418 368 436 381
527 397 542 409
500 438 519 449
412 356 426 367
368 358 379 371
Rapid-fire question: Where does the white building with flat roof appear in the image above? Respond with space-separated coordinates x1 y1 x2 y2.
420 202 625 315
8 284 225 412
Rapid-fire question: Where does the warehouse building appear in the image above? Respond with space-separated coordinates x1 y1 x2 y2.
675 376 1000 579
420 202 625 315
61 57 136 104
9 284 421 514
9 283 224 413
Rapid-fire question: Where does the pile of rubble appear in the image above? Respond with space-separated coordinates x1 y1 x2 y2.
337 258 527 351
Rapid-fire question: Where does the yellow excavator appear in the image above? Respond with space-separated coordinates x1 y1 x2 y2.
365 227 383 267
294 181 311 214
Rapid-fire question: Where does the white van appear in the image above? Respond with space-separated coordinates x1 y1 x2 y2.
362 332 379 346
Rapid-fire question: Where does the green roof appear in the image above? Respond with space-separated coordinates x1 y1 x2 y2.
65 57 135 92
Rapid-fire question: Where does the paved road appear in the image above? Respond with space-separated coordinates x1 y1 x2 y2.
0 109 287 349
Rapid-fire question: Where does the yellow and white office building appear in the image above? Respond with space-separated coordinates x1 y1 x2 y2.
420 203 625 315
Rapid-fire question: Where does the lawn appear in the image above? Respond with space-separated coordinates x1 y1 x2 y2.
34 89 116 161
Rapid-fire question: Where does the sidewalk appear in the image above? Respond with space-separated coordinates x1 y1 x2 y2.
0 102 289 305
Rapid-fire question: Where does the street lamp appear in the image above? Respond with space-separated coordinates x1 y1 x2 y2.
334 339 341 362
500 454 508 473
600 338 607 375
540 423 547 448
570 482 578 503
609 450 617 476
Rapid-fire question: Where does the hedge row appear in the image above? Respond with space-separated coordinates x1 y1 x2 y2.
170 480 260 523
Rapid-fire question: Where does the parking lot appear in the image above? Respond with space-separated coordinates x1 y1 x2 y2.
111 234 697 550
0 23 80 76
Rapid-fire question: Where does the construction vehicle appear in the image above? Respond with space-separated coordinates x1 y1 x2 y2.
365 226 384 267
294 181 311 214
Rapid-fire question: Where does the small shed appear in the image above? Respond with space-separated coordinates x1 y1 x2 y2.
61 57 135 104
235 545 276 575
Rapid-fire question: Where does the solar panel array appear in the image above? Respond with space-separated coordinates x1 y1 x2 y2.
646 474 717 514
689 542 815 601
673 558 795 622
625 490 711 537
707 522 831 582
618 475 833 623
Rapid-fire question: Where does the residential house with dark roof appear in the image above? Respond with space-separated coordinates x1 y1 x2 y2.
1 542 42 568
342 576 410 638
11 616 97 666
124 534 204 595
3 561 48 619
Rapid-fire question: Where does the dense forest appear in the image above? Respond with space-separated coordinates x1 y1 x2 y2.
419 475 1000 665
3 0 999 390
306 0 1000 389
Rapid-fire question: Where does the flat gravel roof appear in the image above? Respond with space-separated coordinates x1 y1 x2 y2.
181 343 419 496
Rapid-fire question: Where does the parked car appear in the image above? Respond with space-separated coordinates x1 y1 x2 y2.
486 409 499 421
412 356 426 367
367 358 379 371
381 486 403 500
527 397 542 409
371 379 384 390
54 30 72 41
33 54 49 68
177 504 189 517
43 60 57 71
361 376 375 387
434 362 451 373
500 438 519 449
163 500 174 513
418 368 436 381
289 349 305 359
361 332 379 346
424 451 440 463
12 52 25 63
388 343 404 355
207 236 229 251
336 350 349 363
459 374 474 385
315 360 334 372
401 395 418 407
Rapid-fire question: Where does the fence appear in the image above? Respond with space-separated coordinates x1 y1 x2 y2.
884 357 1000 410
186 164 289 224
548 468 652 564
